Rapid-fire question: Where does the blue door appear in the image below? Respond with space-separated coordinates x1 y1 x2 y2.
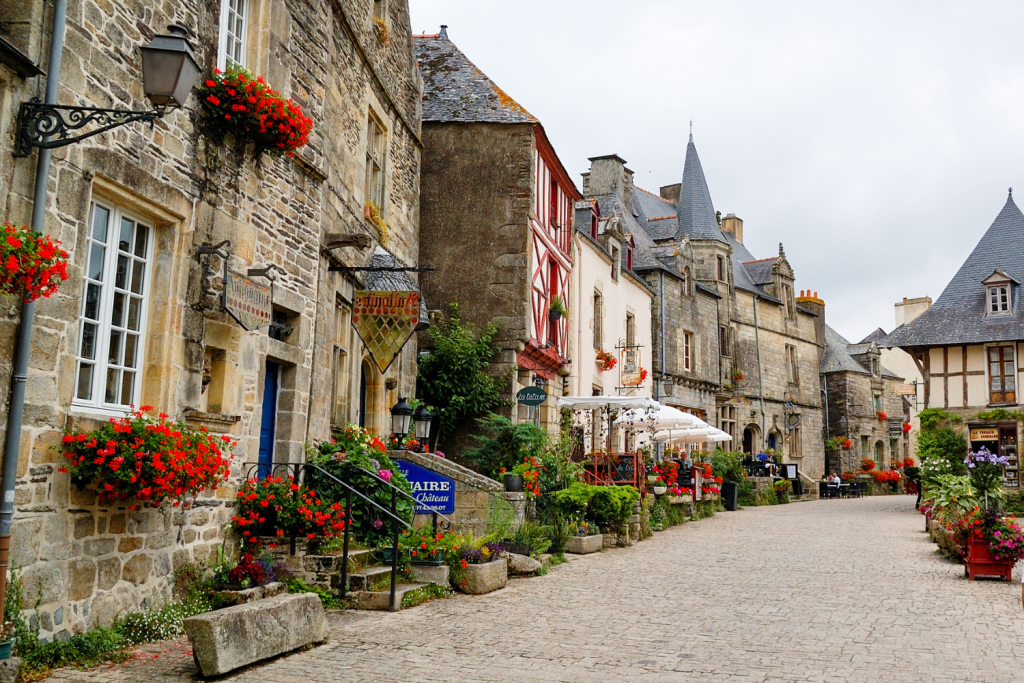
258 361 279 477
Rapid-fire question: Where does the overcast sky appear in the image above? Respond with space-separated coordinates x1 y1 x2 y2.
410 1 1024 343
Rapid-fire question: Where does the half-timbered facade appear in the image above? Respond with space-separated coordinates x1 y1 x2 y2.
883 191 1024 489
415 28 580 436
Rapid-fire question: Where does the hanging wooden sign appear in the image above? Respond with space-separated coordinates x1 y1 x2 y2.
352 290 420 374
225 269 273 331
620 347 642 387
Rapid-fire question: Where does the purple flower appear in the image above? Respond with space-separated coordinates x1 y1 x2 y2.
378 469 392 483
434 451 446 459
372 518 383 530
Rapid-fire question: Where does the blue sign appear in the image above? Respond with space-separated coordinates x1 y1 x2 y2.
394 459 455 515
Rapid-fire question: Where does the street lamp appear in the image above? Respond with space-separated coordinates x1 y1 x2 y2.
390 397 413 449
15 24 199 157
413 404 433 447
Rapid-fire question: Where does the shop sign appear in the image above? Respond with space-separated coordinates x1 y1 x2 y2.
393 459 455 514
352 290 420 374
225 269 272 331
620 347 642 387
971 428 1000 442
516 386 548 406
888 419 904 437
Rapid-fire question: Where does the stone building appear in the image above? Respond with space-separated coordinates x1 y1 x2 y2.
0 0 423 640
582 137 826 479
414 28 580 435
821 326 911 475
883 191 1024 491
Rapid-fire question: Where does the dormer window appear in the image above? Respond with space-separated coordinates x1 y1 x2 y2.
989 286 1010 314
982 269 1017 317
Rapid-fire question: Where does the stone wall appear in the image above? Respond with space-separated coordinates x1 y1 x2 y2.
0 0 423 639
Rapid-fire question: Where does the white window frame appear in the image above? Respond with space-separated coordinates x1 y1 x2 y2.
683 331 692 372
365 114 387 211
217 0 248 71
988 285 1011 315
73 200 155 416
331 300 352 427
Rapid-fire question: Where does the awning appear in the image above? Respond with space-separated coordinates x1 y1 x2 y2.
654 426 732 444
614 405 700 431
556 396 660 411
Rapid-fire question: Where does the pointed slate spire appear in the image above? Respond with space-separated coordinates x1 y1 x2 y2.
675 134 725 242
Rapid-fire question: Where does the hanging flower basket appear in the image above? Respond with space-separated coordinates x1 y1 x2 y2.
596 350 616 372
59 407 235 507
639 367 648 382
0 222 69 302
198 65 313 156
876 411 888 421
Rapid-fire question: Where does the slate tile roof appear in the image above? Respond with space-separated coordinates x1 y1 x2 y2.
859 328 888 344
367 247 430 331
413 33 537 124
675 135 726 243
742 258 777 286
883 193 1024 348
821 325 901 379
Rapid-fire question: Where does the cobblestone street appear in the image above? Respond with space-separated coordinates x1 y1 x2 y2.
42 496 1024 682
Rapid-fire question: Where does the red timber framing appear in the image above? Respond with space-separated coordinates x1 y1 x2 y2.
520 125 581 378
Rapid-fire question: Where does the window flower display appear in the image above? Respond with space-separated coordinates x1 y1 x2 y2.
0 222 69 302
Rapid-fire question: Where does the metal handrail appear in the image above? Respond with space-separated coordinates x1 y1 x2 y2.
246 461 413 610
356 455 457 530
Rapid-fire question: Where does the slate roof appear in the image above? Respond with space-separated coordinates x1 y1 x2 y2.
883 193 1024 348
859 328 888 344
675 135 726 243
743 258 777 286
366 247 430 331
414 32 537 124
821 325 900 379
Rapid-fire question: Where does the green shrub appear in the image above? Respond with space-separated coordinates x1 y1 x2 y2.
588 486 640 528
737 481 756 507
5 566 36 657
508 520 552 556
286 578 344 610
710 450 745 483
462 413 547 476
540 507 572 554
552 482 595 519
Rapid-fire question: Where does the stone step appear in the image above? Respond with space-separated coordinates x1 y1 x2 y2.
351 583 427 611
346 565 397 592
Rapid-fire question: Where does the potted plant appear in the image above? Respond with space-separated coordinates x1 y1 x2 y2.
403 527 447 566
773 478 791 504
0 621 14 660
732 370 745 381
499 456 543 496
595 349 617 372
548 295 568 321
0 221 70 301
454 541 507 594
960 508 1024 581
876 411 888 421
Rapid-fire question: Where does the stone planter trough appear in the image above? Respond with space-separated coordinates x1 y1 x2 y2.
460 558 507 594
566 534 603 554
183 592 328 677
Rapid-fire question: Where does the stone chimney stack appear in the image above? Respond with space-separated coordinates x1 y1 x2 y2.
720 213 744 244
585 155 634 214
659 183 681 204
894 296 932 328
796 290 826 364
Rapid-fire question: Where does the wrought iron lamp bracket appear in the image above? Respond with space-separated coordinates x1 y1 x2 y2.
14 99 164 157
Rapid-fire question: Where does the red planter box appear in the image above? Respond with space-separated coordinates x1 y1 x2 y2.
965 537 1013 581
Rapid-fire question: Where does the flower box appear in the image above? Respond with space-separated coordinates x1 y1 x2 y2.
460 558 507 594
653 485 668 495
566 534 603 554
966 536 1013 581
411 550 446 567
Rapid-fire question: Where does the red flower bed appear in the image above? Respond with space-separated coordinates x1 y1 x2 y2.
234 475 346 549
870 469 901 484
59 407 233 507
198 66 313 156
0 222 69 302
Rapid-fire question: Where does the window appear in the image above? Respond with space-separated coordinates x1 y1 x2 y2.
890 438 899 464
331 300 352 427
860 435 869 457
785 345 799 384
719 405 736 441
871 358 879 376
989 286 1010 315
872 394 882 412
75 201 153 410
781 284 795 320
365 115 386 211
719 326 729 356
717 255 725 282
610 246 620 281
593 291 603 349
626 313 636 348
590 214 599 239
373 0 385 20
549 178 559 227
683 331 692 372
789 426 801 458
217 0 248 70
625 244 633 271
874 441 884 467
988 346 1016 404
681 268 691 297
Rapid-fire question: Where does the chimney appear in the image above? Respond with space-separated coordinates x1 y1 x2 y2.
659 183 681 204
439 25 449 39
585 155 633 213
894 296 932 327
720 213 744 244
796 290 826 364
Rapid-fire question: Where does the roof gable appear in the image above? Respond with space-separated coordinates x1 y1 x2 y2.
414 33 537 124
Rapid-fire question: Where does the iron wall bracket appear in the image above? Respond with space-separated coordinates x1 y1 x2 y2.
14 100 164 157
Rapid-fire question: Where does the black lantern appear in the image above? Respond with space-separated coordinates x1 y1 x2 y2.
837 416 849 435
413 404 433 443
140 24 201 110
390 397 413 448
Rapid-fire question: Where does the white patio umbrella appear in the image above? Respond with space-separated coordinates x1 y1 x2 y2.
556 396 659 411
614 404 699 431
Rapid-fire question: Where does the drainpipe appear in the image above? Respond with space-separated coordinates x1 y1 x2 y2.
752 295 766 451
656 270 665 402
0 0 68 611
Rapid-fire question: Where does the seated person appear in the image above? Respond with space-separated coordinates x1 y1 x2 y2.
827 472 840 486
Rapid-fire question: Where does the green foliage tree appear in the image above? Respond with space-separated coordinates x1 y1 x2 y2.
461 412 547 476
417 303 512 444
710 450 745 483
916 424 967 485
